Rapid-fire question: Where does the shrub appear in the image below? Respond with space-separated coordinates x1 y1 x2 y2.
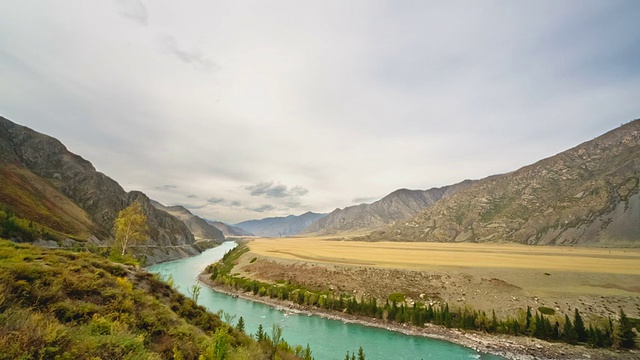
538 306 556 315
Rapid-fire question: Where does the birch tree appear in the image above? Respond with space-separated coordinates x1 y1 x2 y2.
113 202 148 255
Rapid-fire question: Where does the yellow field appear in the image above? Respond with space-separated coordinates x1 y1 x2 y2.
248 238 640 275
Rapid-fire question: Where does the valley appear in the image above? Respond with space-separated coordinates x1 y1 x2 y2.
229 237 640 335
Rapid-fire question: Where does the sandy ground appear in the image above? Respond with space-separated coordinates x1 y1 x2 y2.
240 238 640 321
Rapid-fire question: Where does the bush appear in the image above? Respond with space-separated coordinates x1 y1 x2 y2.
538 306 556 315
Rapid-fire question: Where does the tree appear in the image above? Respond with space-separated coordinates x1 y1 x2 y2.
357 346 366 360
113 202 148 255
302 343 313 360
574 309 587 342
188 284 201 304
616 308 636 349
303 343 312 360
236 316 245 333
562 314 578 344
271 324 283 349
213 327 232 360
256 324 265 342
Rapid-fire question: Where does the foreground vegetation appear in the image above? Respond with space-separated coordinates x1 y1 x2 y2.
208 245 638 352
0 239 307 359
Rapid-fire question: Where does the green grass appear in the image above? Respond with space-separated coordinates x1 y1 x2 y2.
0 239 307 360
538 306 556 316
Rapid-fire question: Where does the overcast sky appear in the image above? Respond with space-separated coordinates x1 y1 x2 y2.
1 1 639 223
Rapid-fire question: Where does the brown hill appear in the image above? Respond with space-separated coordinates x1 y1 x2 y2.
370 119 640 246
0 116 197 263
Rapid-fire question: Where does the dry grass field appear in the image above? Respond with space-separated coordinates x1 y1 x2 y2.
237 237 640 320
249 238 640 274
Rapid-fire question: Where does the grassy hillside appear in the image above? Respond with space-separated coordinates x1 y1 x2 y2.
0 240 307 359
0 164 95 240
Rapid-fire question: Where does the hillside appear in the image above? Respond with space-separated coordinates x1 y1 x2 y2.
235 212 326 237
206 220 254 237
0 239 305 359
302 181 476 235
371 119 640 246
151 200 225 243
0 116 198 264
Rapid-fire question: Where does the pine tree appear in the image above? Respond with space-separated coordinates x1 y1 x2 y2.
525 306 532 332
617 308 636 349
562 314 578 344
357 346 365 360
236 316 245 333
574 309 587 342
303 344 313 360
256 324 265 342
491 310 499 333
552 321 560 340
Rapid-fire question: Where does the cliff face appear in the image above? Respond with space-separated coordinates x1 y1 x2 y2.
303 181 476 235
371 119 640 246
0 116 197 264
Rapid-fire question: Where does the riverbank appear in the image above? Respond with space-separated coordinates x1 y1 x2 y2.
198 273 637 360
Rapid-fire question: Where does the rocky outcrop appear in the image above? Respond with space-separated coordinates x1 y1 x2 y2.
302 181 477 235
371 119 640 246
235 212 326 237
151 200 225 243
0 116 198 263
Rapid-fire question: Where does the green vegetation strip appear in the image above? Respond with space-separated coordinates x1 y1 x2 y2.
209 245 638 351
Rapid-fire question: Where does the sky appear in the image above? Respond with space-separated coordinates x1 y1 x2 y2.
1 1 639 224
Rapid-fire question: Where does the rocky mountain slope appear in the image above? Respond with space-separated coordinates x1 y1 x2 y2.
235 212 326 237
303 181 476 235
371 119 640 246
206 220 254 236
150 201 225 243
0 116 198 264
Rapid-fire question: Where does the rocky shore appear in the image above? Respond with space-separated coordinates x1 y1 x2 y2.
198 273 637 360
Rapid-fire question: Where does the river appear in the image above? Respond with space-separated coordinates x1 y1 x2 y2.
148 241 505 360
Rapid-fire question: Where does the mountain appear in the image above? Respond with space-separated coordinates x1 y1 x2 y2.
151 200 225 243
235 212 326 237
302 181 477 235
370 119 640 246
206 220 254 236
0 116 198 264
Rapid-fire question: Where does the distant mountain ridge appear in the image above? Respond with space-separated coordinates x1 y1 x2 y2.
150 201 225 243
302 181 477 235
370 119 640 246
206 220 254 237
0 116 199 264
235 212 326 237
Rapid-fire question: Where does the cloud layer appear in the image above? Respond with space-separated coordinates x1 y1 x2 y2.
1 1 639 223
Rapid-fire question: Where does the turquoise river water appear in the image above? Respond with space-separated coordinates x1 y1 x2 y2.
148 241 506 360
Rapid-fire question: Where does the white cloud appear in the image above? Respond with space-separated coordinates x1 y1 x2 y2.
115 0 148 26
0 1 639 223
